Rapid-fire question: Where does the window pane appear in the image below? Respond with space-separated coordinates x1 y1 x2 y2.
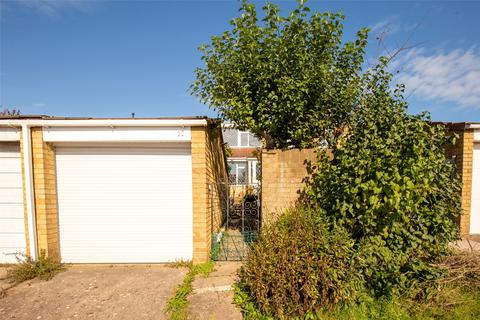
223 129 238 147
237 164 247 184
228 163 237 183
240 132 249 146
248 134 261 147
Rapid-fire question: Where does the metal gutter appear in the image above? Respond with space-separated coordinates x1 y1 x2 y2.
0 119 208 127
466 123 480 130
21 124 37 260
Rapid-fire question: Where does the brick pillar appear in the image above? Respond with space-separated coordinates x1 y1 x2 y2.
460 130 474 236
191 127 210 263
31 128 60 260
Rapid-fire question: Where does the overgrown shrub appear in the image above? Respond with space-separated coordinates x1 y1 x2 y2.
305 62 461 296
7 251 65 284
238 206 363 318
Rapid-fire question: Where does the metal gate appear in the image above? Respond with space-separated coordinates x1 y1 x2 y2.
210 182 261 261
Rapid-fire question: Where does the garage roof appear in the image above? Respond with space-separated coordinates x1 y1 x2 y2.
0 115 217 127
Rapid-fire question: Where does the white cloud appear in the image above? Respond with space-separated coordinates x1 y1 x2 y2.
13 0 90 16
370 16 400 36
394 47 480 108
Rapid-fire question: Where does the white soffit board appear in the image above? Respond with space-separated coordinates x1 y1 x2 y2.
55 145 193 263
0 127 20 141
0 142 27 263
474 130 480 142
43 126 191 142
471 143 480 234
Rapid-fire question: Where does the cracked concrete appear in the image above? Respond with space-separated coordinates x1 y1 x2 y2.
188 262 243 320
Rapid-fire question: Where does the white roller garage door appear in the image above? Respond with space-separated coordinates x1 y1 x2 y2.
55 145 193 263
0 143 27 263
471 143 480 234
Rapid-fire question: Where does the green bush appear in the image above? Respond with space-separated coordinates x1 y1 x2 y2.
305 62 461 296
7 250 65 284
238 206 363 318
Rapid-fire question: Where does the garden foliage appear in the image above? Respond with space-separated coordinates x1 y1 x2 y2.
194 0 463 318
238 206 362 318
304 62 462 296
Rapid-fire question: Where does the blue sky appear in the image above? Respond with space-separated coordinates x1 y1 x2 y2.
1 0 479 121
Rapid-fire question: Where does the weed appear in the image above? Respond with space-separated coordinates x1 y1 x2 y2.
7 250 65 284
168 259 194 269
165 261 215 320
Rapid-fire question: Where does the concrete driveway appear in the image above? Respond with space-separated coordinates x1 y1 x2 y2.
0 265 187 320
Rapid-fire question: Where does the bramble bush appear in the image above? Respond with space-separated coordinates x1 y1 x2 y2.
237 206 363 318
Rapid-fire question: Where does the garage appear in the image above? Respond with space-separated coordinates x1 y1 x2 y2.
0 142 27 263
55 145 193 263
0 117 227 264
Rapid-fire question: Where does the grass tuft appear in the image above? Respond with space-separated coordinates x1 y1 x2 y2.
7 250 65 284
165 260 215 320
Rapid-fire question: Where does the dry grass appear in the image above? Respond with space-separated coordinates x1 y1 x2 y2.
434 250 480 288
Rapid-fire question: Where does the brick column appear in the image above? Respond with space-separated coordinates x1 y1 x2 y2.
460 130 474 236
191 127 210 263
31 128 60 260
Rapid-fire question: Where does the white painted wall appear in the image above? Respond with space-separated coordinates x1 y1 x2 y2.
474 129 480 142
0 143 26 263
43 126 191 143
0 128 20 141
471 144 480 234
55 145 193 263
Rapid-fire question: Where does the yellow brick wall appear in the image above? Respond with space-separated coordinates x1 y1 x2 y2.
191 122 228 263
261 148 319 224
30 128 60 260
445 127 475 236
205 123 228 235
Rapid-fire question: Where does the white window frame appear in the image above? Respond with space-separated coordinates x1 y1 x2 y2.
228 160 248 185
228 158 259 185
249 160 259 184
229 130 253 148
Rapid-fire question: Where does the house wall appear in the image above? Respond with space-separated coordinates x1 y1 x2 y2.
261 148 318 224
261 126 475 237
445 125 475 237
205 123 229 235
191 123 228 263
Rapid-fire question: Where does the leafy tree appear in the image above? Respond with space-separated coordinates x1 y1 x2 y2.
192 0 368 148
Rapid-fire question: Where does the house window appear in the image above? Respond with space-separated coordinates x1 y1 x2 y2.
223 129 238 146
229 161 248 185
222 128 261 148
228 160 260 185
240 132 249 147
